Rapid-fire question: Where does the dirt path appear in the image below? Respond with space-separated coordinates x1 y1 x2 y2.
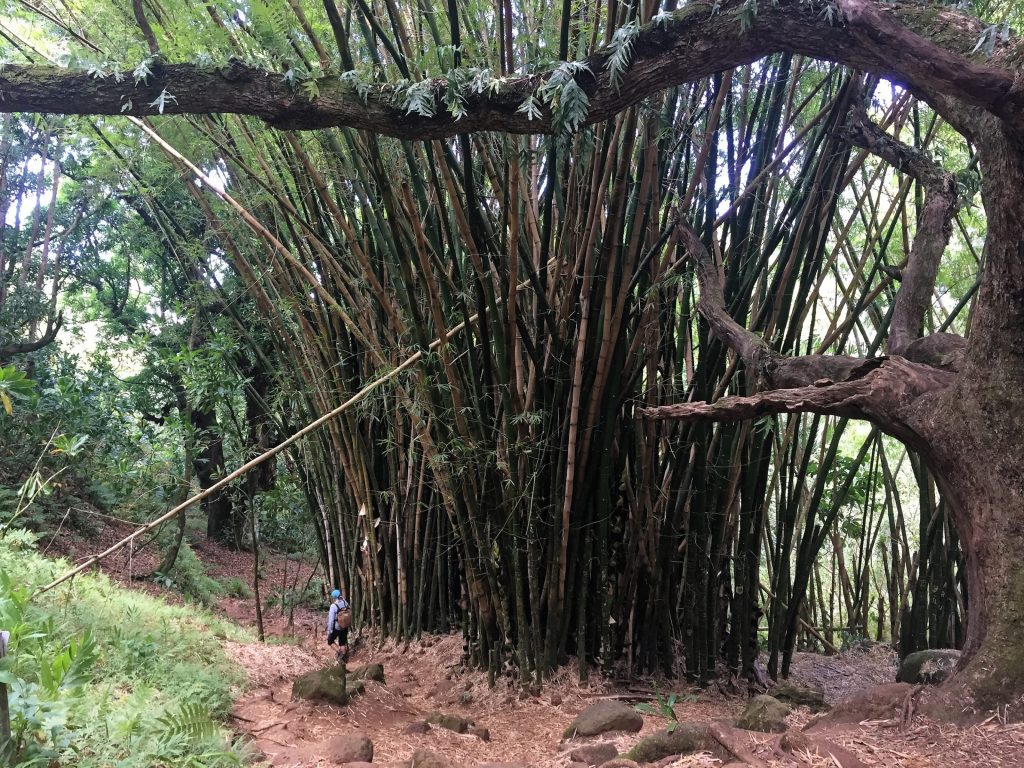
46 519 1024 768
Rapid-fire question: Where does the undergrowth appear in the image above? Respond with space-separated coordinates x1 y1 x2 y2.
0 529 255 767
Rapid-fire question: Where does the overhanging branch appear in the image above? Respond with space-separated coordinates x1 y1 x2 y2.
639 357 953 429
0 0 1018 138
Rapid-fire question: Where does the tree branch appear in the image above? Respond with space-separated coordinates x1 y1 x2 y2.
0 312 63 361
676 220 872 389
639 357 953 430
841 88 963 362
0 1 1015 138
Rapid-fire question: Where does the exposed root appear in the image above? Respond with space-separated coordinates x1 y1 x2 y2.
707 722 767 767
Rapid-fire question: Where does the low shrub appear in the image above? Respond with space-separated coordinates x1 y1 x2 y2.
0 529 253 767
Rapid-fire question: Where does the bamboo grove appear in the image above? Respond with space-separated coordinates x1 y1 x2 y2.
0 0 981 685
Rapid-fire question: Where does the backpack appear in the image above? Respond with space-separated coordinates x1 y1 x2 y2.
335 602 352 630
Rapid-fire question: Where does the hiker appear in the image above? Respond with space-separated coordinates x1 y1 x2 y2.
326 588 351 663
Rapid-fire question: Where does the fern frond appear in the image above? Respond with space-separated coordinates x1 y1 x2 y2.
157 701 219 744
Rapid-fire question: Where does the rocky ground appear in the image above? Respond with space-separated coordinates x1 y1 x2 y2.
47 519 1024 768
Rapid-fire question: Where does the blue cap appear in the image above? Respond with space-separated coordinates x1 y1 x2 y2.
331 589 341 599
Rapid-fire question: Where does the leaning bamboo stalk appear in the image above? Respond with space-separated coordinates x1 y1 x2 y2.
34 243 542 597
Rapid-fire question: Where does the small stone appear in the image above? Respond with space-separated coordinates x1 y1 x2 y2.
779 730 812 753
404 721 432 735
351 663 386 683
410 749 451 768
569 742 618 766
325 733 374 764
470 726 490 742
426 711 473 733
563 701 644 739
735 695 791 733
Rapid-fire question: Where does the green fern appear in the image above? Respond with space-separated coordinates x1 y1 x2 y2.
607 22 638 92
157 701 219 744
537 61 592 135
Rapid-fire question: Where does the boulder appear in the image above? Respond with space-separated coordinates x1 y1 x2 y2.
410 750 452 768
403 721 432 735
897 649 961 685
563 701 644 739
426 711 473 733
569 742 618 766
735 695 791 733
622 724 711 762
325 733 374 764
292 667 365 705
772 681 828 712
351 663 387 684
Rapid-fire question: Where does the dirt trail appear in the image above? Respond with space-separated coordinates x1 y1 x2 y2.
47 520 1024 768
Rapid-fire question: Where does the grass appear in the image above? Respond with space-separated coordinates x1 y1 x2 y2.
0 528 256 767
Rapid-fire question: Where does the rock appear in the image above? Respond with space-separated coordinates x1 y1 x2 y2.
735 695 791 733
410 749 451 768
550 693 563 706
325 733 374 764
569 742 618 766
622 724 711 762
426 711 473 733
428 679 458 700
779 730 812 753
563 701 644 739
897 649 961 684
351 663 386 684
772 681 829 712
404 721 432 735
469 726 490 742
292 667 365 705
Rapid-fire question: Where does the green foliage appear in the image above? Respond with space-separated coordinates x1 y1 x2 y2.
218 576 254 600
606 22 638 92
0 535 249 767
0 365 37 417
154 540 225 607
634 685 684 733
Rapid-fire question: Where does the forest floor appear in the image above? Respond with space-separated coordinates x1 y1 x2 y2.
46 519 1024 768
